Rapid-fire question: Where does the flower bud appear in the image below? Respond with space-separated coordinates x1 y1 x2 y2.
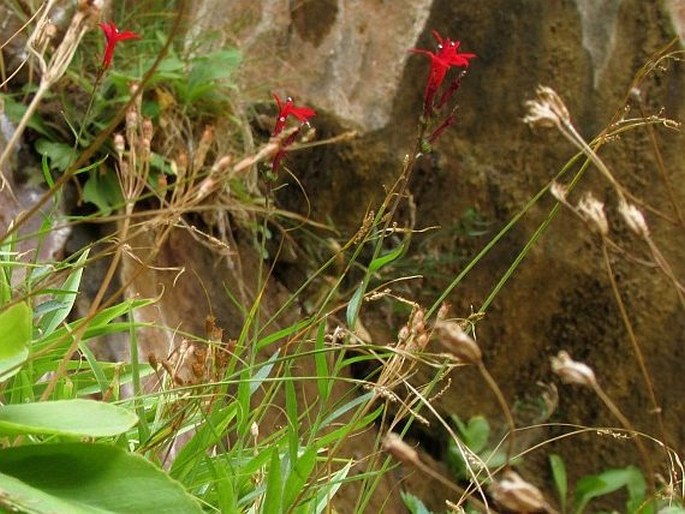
551 350 596 387
490 470 547 513
434 320 482 364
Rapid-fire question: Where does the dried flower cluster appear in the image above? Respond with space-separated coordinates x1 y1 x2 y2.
523 86 571 130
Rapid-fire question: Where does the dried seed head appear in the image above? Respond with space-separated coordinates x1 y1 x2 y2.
416 333 429 349
411 308 426 337
549 181 568 202
551 350 596 387
382 432 420 466
125 109 138 131
434 320 482 364
211 155 233 174
523 85 571 129
142 118 154 141
490 470 547 513
397 325 410 343
618 200 649 237
577 193 609 237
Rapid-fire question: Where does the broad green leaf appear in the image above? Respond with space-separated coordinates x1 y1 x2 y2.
0 443 203 513
0 302 32 381
39 249 89 336
346 282 364 328
34 298 154 351
549 454 568 513
283 446 318 510
262 447 283 514
0 399 137 437
462 415 490 453
284 365 298 460
250 350 280 397
311 461 351 514
368 243 405 273
170 404 237 480
256 319 311 351
319 392 374 430
0 264 10 306
401 491 433 514
35 139 77 171
314 321 331 402
206 456 236 513
574 466 646 514
82 169 123 215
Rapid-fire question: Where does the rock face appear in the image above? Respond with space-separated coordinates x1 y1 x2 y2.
188 0 433 129
182 0 684 509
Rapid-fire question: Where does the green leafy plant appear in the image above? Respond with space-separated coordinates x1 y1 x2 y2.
549 454 685 514
446 414 510 481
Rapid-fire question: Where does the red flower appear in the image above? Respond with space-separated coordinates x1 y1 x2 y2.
98 22 140 70
410 30 475 114
270 94 316 173
272 93 316 136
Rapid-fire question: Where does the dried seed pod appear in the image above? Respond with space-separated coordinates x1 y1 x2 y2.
551 350 596 387
490 470 547 513
434 320 482 364
577 193 609 237
382 432 420 466
549 181 568 202
618 200 649 237
113 133 125 159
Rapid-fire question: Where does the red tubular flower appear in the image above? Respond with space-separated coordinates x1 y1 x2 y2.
98 22 140 70
272 93 316 136
410 30 475 115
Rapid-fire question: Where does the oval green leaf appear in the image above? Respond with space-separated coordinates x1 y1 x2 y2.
0 301 32 382
0 399 138 437
0 443 203 514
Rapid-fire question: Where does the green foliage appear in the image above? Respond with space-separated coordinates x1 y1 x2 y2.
446 414 509 480
0 399 137 437
401 492 434 514
547 454 679 514
0 443 203 513
0 302 31 381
